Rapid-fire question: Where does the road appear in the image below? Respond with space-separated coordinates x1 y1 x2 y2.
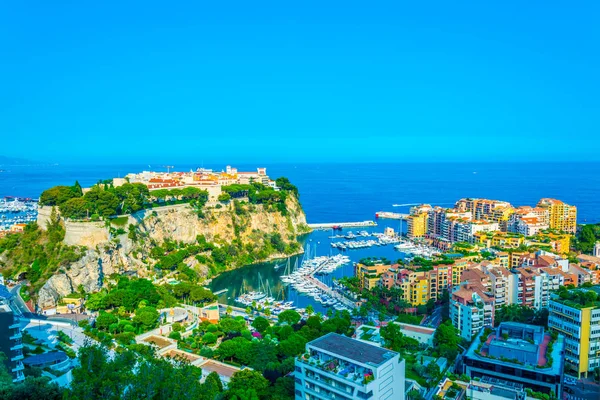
9 282 34 316
9 282 87 326
421 306 443 328
564 380 600 400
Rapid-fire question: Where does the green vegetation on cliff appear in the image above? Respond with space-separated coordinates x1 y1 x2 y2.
3 177 306 307
40 181 209 219
222 179 298 216
0 209 85 292
149 227 302 282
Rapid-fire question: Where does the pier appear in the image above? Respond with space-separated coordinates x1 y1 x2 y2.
307 221 377 230
304 275 357 310
375 211 409 220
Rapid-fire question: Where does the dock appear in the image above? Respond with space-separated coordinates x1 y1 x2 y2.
375 211 409 220
307 221 377 230
303 275 357 310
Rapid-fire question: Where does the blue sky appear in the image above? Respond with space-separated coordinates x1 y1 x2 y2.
1 1 598 163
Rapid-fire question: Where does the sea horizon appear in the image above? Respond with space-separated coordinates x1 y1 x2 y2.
2 161 599 224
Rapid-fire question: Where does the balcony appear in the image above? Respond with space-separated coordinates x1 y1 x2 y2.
304 383 354 400
12 371 24 383
12 363 24 373
11 354 24 362
10 343 23 352
9 322 20 330
304 371 355 396
9 333 22 341
300 354 375 389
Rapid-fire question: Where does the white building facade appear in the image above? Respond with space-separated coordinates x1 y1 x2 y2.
294 333 405 400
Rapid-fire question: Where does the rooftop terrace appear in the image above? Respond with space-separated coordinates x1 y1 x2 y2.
466 324 564 376
310 333 397 366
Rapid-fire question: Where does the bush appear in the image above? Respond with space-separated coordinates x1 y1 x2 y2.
217 193 231 202
203 333 217 345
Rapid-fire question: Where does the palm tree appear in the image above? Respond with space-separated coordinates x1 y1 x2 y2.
245 306 252 316
306 304 314 316
226 306 233 316
264 308 271 317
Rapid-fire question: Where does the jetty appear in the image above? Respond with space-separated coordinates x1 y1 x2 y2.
375 211 409 220
307 221 377 230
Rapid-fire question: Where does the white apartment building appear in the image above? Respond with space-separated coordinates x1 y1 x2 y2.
451 284 495 341
514 217 548 236
294 333 405 400
482 265 518 310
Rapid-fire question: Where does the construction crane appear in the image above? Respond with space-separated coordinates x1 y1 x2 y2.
163 165 174 173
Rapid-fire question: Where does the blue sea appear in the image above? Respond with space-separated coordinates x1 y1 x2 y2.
1 162 598 223
2 162 599 313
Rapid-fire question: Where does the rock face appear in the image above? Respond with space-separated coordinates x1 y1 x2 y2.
134 197 307 245
63 221 109 247
37 196 307 308
37 242 146 308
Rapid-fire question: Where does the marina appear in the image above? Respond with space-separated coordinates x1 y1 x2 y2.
329 230 402 250
210 220 414 315
235 248 356 314
394 241 440 258
0 197 38 231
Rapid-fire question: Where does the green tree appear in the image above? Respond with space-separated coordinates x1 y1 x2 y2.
203 333 217 345
252 316 270 334
227 370 269 399
278 333 307 358
40 184 82 206
202 371 224 399
219 317 246 334
433 321 461 360
218 193 231 202
59 197 90 220
305 304 314 316
278 309 301 326
65 342 206 400
85 292 106 311
95 312 118 331
217 337 251 362
132 306 159 331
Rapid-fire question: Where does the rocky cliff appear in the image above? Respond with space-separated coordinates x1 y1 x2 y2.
36 196 308 308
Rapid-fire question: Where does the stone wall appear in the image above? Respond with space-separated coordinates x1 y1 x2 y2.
63 221 109 247
36 206 54 230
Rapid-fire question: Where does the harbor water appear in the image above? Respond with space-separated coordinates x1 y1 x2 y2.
209 222 411 314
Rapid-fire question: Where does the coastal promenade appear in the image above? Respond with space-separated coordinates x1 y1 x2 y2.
308 221 377 230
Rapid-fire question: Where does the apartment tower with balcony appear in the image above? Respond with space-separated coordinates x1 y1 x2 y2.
0 286 24 382
294 333 405 400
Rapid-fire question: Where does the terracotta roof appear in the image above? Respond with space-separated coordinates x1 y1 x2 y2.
577 254 600 264
538 255 556 266
461 268 488 284
453 285 492 303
